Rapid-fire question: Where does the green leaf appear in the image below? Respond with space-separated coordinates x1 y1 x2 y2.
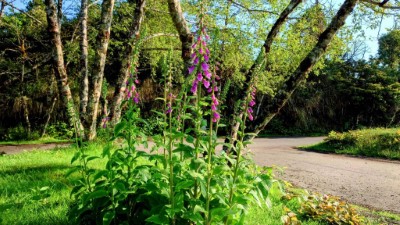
145 215 168 224
114 121 127 136
175 180 194 191
102 211 115 225
86 190 108 201
71 151 81 164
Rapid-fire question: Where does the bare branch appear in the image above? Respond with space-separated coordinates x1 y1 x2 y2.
143 33 179 42
229 0 276 14
142 47 181 51
361 0 400 9
0 0 43 24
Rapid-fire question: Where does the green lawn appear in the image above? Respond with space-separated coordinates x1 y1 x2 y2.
0 142 397 225
302 128 400 160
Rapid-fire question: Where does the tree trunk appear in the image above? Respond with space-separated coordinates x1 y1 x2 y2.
45 0 84 138
249 0 359 139
0 1 5 22
228 0 302 146
79 0 89 118
41 97 57 137
167 0 193 72
109 0 146 124
86 0 115 140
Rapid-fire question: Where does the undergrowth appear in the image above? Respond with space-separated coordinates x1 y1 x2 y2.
303 128 400 160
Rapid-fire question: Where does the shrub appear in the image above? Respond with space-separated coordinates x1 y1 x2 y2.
324 128 400 159
299 192 363 225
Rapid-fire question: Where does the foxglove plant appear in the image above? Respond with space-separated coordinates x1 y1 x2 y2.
70 2 274 225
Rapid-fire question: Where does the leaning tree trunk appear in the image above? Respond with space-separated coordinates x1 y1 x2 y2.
109 0 146 125
79 0 89 119
167 0 193 72
227 0 302 147
41 97 57 137
85 0 115 140
248 0 359 140
45 0 84 138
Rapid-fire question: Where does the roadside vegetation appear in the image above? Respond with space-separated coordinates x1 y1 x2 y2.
2 143 398 225
303 128 400 160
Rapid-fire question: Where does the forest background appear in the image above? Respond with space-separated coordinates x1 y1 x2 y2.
0 0 399 141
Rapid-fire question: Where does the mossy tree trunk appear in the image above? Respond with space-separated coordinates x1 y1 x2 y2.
109 0 146 125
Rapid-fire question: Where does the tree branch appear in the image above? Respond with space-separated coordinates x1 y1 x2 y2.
143 33 179 42
251 0 359 138
0 0 42 24
361 0 400 9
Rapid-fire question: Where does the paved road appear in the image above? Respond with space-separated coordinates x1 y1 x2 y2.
249 137 400 213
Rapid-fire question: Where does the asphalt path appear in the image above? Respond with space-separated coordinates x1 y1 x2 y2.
249 137 400 213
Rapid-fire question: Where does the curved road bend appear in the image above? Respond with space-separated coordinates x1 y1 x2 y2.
249 137 400 213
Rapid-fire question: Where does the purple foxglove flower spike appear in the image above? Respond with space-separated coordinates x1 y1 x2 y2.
188 65 196 74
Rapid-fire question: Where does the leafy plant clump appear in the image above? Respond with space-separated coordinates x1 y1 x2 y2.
281 189 364 225
68 12 275 225
304 128 400 160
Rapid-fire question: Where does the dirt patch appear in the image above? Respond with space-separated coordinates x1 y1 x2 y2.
0 143 71 155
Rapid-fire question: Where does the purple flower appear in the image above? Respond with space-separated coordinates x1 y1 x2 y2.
201 62 209 71
191 80 198 94
135 79 140 84
214 86 218 92
211 104 217 110
203 79 210 88
134 93 139 103
204 70 211 79
197 73 203 81
212 112 220 122
193 57 199 65
191 52 197 59
165 103 172 114
249 100 256 107
248 113 254 121
204 54 209 62
188 65 196 74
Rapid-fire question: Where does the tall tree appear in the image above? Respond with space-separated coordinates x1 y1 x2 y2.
79 0 89 118
249 0 359 139
109 0 146 124
86 0 116 140
167 0 193 73
44 0 85 137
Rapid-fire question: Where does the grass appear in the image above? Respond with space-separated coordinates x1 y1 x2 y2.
1 142 398 225
0 137 70 145
302 127 400 160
